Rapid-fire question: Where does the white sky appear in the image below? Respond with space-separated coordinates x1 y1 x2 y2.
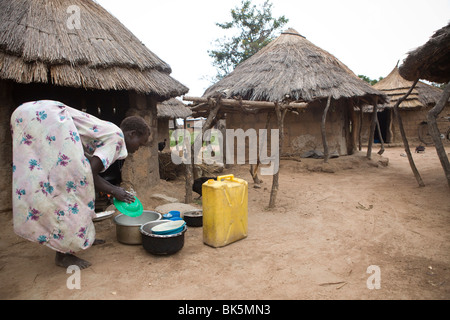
95 0 450 97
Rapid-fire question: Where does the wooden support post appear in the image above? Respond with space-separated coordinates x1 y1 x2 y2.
358 107 363 151
185 98 223 203
321 96 332 163
427 82 450 189
269 104 287 209
250 112 272 184
376 116 385 155
367 98 378 159
184 119 193 203
392 79 425 187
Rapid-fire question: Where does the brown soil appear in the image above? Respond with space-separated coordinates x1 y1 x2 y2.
1 146 449 300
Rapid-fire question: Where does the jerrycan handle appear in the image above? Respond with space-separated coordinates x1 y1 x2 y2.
217 174 235 182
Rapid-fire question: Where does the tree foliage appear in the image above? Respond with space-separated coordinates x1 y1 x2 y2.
208 0 288 80
358 75 384 86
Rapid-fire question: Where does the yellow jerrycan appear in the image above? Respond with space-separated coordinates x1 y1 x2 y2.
202 174 248 248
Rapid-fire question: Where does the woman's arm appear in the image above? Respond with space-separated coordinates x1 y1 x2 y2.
89 156 135 203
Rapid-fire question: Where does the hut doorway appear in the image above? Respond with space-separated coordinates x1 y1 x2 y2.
374 109 391 143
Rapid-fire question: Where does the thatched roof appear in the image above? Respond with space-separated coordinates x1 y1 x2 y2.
399 22 450 83
0 0 188 98
157 98 192 119
373 66 445 109
203 28 386 106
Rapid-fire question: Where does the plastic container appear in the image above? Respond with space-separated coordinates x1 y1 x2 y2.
202 174 248 248
163 211 182 221
113 196 143 217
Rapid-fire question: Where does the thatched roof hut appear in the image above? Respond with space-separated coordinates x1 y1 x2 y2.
156 98 192 152
0 0 188 98
399 22 450 84
358 65 448 145
192 28 387 208
196 28 387 157
157 98 192 119
374 66 444 109
204 28 386 106
399 22 450 189
0 0 189 212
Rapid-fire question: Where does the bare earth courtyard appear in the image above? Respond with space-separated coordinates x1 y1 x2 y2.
0 146 449 300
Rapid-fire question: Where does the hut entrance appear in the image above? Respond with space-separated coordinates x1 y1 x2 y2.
374 109 390 143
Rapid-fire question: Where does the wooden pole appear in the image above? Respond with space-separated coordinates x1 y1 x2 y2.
376 116 385 155
185 98 223 203
367 98 378 159
392 79 425 187
250 112 272 184
427 81 450 189
321 96 332 163
184 96 308 110
184 119 193 204
269 104 287 209
358 107 363 151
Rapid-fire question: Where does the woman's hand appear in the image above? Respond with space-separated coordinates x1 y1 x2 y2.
112 187 135 204
89 156 135 204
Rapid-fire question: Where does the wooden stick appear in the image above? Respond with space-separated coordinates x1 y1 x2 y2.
321 96 332 163
427 81 450 189
392 79 425 187
269 104 287 209
376 116 385 155
367 97 378 159
183 96 308 109
358 107 363 151
185 99 223 203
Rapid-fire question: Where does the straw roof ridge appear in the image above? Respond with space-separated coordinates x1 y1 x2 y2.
399 22 450 83
203 28 386 106
0 0 189 97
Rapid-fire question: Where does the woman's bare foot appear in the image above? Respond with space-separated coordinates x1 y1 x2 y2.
55 252 91 270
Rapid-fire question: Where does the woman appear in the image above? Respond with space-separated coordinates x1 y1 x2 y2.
11 100 150 269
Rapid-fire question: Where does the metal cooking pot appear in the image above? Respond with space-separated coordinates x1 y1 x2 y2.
114 211 162 245
183 210 203 227
140 220 187 255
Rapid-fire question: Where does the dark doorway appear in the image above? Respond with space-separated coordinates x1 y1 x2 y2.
374 109 390 143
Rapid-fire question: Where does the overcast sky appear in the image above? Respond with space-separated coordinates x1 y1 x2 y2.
95 0 449 97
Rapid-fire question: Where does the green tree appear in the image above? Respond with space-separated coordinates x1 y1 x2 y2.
358 75 384 86
208 0 288 80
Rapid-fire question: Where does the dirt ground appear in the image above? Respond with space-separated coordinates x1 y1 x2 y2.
1 146 449 300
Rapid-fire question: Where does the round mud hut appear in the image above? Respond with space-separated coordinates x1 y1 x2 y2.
359 66 449 145
198 28 387 159
0 0 188 212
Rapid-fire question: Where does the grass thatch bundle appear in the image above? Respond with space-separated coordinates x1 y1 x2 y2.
0 0 188 98
204 28 386 107
399 22 450 84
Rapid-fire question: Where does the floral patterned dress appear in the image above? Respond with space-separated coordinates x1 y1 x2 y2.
11 100 128 254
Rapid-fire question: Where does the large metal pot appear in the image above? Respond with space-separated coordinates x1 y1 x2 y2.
183 209 203 227
140 220 187 255
114 211 162 245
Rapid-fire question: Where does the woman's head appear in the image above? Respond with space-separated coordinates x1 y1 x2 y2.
120 116 151 154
